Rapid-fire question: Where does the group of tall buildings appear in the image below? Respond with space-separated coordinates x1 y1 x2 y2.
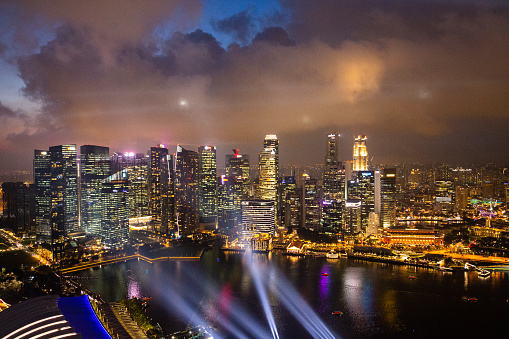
2 133 399 259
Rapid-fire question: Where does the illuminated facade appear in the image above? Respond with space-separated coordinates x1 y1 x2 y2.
226 149 250 198
347 171 375 231
257 135 279 202
34 150 51 238
49 144 79 260
321 199 343 234
80 145 110 237
198 146 217 224
175 145 199 235
217 175 242 233
380 168 397 228
352 135 368 171
101 179 129 249
323 132 345 200
241 200 276 236
343 199 362 234
149 145 173 235
1 182 33 235
302 174 320 231
381 228 443 246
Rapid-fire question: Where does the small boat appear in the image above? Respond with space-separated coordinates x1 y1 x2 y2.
478 269 491 278
440 267 453 272
321 273 329 276
467 297 478 302
408 276 417 280
332 311 343 316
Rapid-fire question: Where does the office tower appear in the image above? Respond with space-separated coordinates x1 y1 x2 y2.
285 189 302 230
80 145 110 236
326 132 340 165
322 199 343 234
323 133 345 200
198 146 217 225
101 179 129 249
34 150 51 238
149 145 173 235
111 152 149 218
455 186 469 212
257 143 278 201
217 175 242 234
280 175 296 228
240 200 276 236
49 144 78 260
263 134 279 172
175 145 199 235
352 135 368 171
1 182 34 236
226 149 250 198
347 171 375 231
380 168 397 228
302 174 321 231
343 199 362 234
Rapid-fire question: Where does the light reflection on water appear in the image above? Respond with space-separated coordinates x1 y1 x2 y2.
76 251 509 338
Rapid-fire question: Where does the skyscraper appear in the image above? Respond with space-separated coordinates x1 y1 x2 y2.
175 145 199 235
217 175 242 234
352 135 368 171
80 145 110 237
101 178 129 249
225 149 250 198
34 150 51 238
347 171 375 232
322 133 345 235
49 144 78 260
302 174 321 231
380 168 397 228
149 145 173 235
198 145 217 225
258 147 277 201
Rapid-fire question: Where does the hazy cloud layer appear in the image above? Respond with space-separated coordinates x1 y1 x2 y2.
1 0 509 171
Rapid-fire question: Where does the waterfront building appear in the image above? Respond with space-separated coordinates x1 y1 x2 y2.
101 178 129 249
240 200 276 236
217 175 242 234
381 227 443 246
198 146 217 225
352 135 368 171
321 199 343 234
302 174 321 231
175 145 199 235
149 145 173 236
225 149 250 198
111 152 149 218
80 145 110 237
379 168 397 228
343 199 362 234
49 144 79 260
34 150 51 238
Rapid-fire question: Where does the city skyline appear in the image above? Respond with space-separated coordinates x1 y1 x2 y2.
1 1 509 172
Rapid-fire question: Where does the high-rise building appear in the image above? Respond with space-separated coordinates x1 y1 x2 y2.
1 182 34 236
321 199 343 234
240 200 276 236
352 135 368 171
34 150 51 238
302 174 321 231
343 199 362 234
175 145 199 235
226 149 250 198
380 168 397 228
111 152 150 218
198 146 217 225
100 179 129 249
80 145 110 237
323 132 345 200
257 136 278 202
149 145 173 235
347 171 375 232
49 144 78 260
217 175 242 234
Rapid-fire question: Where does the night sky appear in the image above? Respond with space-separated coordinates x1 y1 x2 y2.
1 0 509 172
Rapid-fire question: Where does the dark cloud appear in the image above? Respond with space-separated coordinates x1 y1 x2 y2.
2 0 509 172
211 11 255 44
0 101 18 118
252 26 295 46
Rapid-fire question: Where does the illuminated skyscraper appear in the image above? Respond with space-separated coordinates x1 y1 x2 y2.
257 135 279 201
322 133 345 234
198 146 217 224
101 178 129 249
34 150 51 238
326 132 340 165
175 145 199 235
379 168 396 228
149 145 173 235
80 145 110 237
302 174 320 231
347 171 375 232
241 200 276 236
226 149 250 198
352 135 368 171
217 175 242 234
1 182 33 236
49 144 78 260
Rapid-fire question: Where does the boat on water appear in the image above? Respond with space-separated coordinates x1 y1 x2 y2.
332 311 343 316
326 250 339 259
440 266 453 272
467 297 478 302
408 276 417 280
321 273 329 276
478 269 491 278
